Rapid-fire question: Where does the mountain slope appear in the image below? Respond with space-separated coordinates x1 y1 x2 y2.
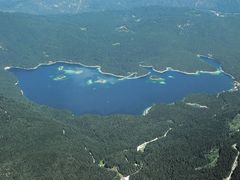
1 88 240 179
1 5 240 180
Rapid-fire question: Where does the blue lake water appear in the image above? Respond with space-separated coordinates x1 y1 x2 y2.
9 58 234 115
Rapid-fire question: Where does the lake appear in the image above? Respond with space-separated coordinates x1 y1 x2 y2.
8 57 234 115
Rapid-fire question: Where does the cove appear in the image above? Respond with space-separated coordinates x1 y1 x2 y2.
7 57 234 115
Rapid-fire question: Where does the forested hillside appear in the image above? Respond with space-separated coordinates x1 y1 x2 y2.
1 90 240 179
1 7 240 101
1 6 240 180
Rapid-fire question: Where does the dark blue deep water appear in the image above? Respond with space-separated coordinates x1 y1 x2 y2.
9 59 234 115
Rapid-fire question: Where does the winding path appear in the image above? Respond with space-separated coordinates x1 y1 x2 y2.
185 103 208 109
137 128 172 153
109 163 143 180
223 144 239 180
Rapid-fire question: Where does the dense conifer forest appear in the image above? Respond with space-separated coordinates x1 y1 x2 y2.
1 6 240 180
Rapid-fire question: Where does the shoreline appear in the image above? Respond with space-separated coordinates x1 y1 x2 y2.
139 64 229 77
4 60 152 80
4 55 236 82
4 60 126 78
4 57 237 97
197 54 235 79
142 106 153 116
140 54 236 83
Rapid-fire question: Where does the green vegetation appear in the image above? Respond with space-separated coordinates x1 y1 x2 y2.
206 148 219 168
1 6 240 179
1 7 240 100
195 148 219 170
1 90 240 179
98 160 105 168
229 114 240 134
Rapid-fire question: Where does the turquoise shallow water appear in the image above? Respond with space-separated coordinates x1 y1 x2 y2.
9 57 234 115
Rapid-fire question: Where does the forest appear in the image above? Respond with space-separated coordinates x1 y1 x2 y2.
1 89 240 179
1 6 240 180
